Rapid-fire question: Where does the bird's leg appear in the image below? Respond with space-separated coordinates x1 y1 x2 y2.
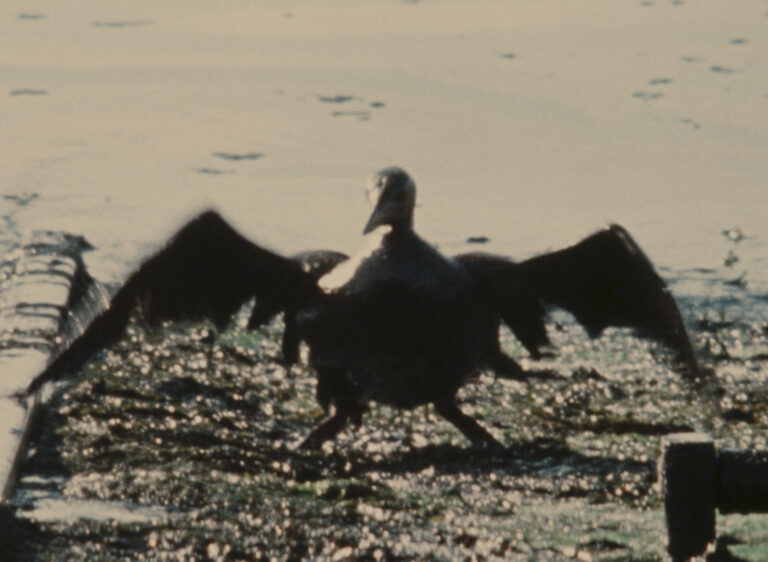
196 325 218 373
299 405 352 450
490 351 528 381
434 399 504 451
300 366 360 450
280 312 300 365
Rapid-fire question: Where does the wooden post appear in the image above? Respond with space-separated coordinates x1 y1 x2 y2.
660 432 716 560
716 449 768 514
662 433 768 559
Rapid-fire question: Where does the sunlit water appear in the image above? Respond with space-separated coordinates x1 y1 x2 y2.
2 0 766 290
17 490 168 525
2 0 767 534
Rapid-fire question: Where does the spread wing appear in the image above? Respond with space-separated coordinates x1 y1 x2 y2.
456 224 698 376
247 249 349 329
248 249 349 364
453 252 550 360
25 210 315 394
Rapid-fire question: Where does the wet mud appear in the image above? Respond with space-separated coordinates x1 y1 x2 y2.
9 302 768 560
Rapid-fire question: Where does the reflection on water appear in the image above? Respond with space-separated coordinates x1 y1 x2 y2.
21 496 167 524
16 476 167 525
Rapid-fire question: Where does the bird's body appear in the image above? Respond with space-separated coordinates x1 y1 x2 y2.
25 167 699 450
284 169 508 446
301 226 496 408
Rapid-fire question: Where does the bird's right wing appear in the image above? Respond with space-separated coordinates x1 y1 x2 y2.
248 249 349 329
25 210 315 394
248 249 349 364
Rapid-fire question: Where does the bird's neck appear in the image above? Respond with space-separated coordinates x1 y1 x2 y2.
380 222 421 254
388 216 414 235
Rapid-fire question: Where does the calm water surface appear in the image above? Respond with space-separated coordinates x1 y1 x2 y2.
2 0 767 302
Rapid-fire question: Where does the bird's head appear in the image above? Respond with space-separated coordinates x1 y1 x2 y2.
363 167 416 234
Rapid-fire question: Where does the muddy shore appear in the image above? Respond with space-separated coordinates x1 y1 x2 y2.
9 305 768 560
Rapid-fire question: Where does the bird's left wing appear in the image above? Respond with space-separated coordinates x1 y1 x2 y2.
456 225 699 377
453 252 550 360
25 210 314 394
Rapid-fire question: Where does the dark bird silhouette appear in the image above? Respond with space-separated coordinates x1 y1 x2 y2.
25 167 698 449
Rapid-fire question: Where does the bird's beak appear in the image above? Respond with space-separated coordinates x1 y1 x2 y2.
363 204 386 234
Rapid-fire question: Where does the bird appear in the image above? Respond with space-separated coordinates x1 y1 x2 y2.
25 167 698 450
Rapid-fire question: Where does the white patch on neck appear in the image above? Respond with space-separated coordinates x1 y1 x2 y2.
319 225 392 293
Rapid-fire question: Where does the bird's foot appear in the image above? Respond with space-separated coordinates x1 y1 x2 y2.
470 434 506 454
435 399 506 453
297 433 324 451
490 352 529 381
298 410 350 450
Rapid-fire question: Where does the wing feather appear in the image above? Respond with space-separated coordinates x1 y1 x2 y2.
247 249 348 329
457 225 698 376
25 210 313 393
453 253 549 358
248 249 349 364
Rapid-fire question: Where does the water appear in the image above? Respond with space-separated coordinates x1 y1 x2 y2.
18 493 168 525
2 0 766 291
